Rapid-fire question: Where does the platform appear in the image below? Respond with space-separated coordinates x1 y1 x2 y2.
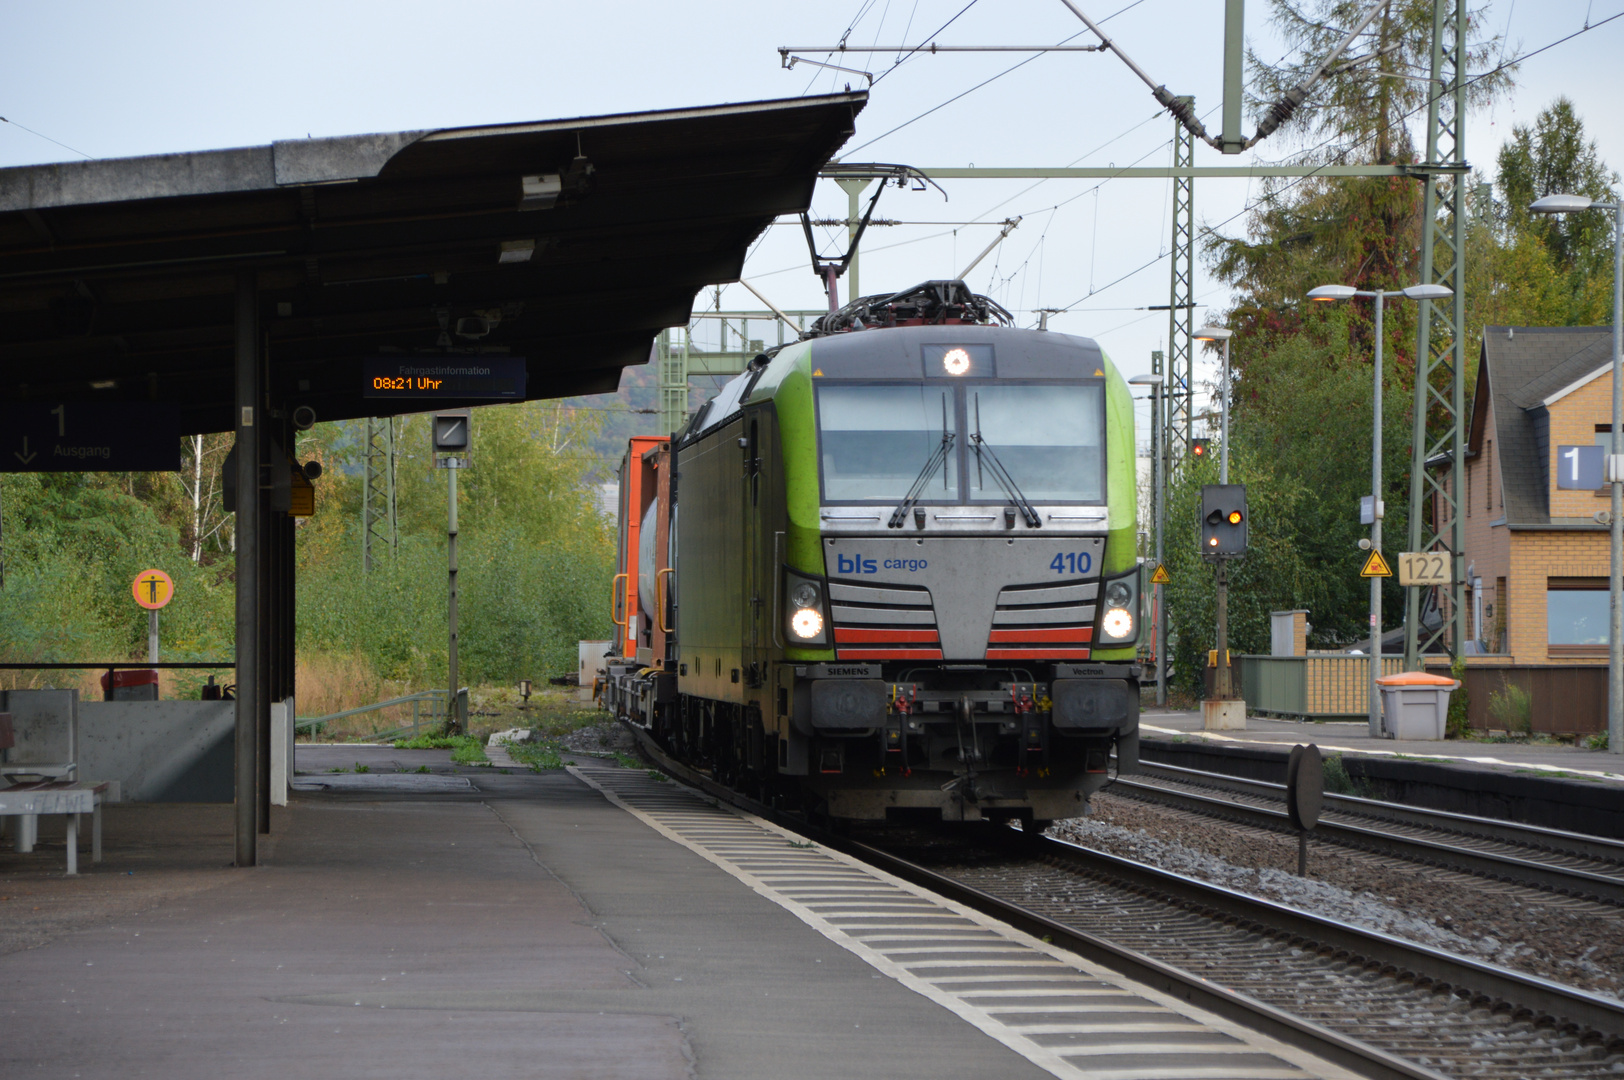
1143 708 1624 783
0 746 1360 1079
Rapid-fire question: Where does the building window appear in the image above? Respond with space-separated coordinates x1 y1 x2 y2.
1547 577 1608 657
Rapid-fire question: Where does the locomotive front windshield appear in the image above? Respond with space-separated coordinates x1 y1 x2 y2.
818 384 958 501
816 380 1105 504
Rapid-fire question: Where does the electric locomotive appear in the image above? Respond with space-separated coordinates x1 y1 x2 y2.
602 281 1141 827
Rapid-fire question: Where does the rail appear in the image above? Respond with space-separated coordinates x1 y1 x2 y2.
1119 761 1624 905
622 724 1451 1080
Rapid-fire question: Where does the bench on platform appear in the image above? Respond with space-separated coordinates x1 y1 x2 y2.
0 782 108 875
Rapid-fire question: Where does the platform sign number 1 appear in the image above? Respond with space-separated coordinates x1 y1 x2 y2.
1558 444 1604 490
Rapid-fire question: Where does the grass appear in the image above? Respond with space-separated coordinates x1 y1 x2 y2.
611 751 642 770
1322 753 1366 797
390 732 488 764
504 741 566 771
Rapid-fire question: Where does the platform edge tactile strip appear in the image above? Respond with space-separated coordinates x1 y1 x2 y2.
567 762 1364 1080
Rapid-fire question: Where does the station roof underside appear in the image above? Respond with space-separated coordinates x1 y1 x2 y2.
0 93 866 433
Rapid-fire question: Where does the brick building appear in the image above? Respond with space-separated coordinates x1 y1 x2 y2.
1457 326 1615 662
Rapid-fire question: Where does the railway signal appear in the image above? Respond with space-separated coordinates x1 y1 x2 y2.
1191 437 1211 461
1200 484 1248 558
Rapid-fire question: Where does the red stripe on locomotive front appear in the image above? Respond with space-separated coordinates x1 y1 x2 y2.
836 648 946 660
833 627 941 644
987 626 1094 644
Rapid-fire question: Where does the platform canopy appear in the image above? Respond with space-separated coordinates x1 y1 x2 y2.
0 92 866 433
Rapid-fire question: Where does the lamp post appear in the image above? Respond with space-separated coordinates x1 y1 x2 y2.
1308 282 1454 737
1194 327 1234 483
1129 373 1166 706
1531 192 1624 756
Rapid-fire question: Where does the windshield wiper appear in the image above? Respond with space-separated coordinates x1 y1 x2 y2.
972 393 1041 528
888 431 956 528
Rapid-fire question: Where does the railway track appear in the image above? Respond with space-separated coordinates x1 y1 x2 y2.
623 727 1624 1079
1114 760 1624 906
860 825 1624 1079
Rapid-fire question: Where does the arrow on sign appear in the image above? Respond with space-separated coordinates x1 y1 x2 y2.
1360 549 1393 578
14 437 35 465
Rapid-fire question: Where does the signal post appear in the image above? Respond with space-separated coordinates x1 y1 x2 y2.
1201 484 1248 730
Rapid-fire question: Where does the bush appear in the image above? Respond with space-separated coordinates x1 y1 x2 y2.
1486 676 1533 735
1445 656 1471 738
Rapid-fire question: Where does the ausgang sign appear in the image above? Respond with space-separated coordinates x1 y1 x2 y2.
1 402 181 472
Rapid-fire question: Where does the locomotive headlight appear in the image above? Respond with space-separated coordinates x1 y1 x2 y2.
1098 568 1140 644
1101 606 1134 639
783 569 830 645
942 347 971 376
791 607 825 639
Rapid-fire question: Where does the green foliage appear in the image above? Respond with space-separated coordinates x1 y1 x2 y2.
451 738 488 764
1165 444 1348 691
0 470 235 691
1583 731 1610 751
1486 676 1533 735
296 401 615 687
505 741 566 771
1445 656 1471 739
1322 753 1364 797
392 733 489 764
1246 0 1510 164
392 734 467 750
1495 97 1621 276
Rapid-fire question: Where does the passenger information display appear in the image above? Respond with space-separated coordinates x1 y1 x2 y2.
363 358 526 400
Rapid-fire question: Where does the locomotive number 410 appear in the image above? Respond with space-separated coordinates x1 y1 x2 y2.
1050 552 1093 575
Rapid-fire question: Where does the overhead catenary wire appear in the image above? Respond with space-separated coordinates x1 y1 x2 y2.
1049 9 1622 317
0 115 91 159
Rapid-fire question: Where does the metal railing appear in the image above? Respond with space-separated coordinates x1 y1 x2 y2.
296 688 465 743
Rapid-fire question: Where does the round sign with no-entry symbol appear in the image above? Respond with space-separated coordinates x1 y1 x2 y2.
132 568 175 610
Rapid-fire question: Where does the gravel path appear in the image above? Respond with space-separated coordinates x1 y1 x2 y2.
1050 791 1624 1000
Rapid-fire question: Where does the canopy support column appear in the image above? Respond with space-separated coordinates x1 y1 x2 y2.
234 271 260 866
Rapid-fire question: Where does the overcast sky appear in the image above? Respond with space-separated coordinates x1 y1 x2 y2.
3 0 1619 427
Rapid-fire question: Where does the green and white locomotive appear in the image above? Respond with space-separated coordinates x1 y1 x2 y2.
603 281 1142 827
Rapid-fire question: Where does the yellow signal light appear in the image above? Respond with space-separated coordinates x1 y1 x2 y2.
1227 510 1243 525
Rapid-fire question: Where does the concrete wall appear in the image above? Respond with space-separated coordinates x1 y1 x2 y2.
5 691 293 804
79 701 235 802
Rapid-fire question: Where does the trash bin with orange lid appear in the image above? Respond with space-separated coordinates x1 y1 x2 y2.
1374 671 1459 740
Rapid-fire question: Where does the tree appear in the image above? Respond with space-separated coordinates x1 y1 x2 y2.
1193 0 1514 664
1495 97 1620 281
1245 0 1510 166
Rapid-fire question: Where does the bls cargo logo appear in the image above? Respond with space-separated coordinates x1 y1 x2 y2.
836 554 928 574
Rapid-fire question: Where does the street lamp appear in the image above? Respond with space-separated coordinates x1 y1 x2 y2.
1129 373 1167 706
1194 327 1234 483
1531 192 1624 756
1308 282 1453 738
